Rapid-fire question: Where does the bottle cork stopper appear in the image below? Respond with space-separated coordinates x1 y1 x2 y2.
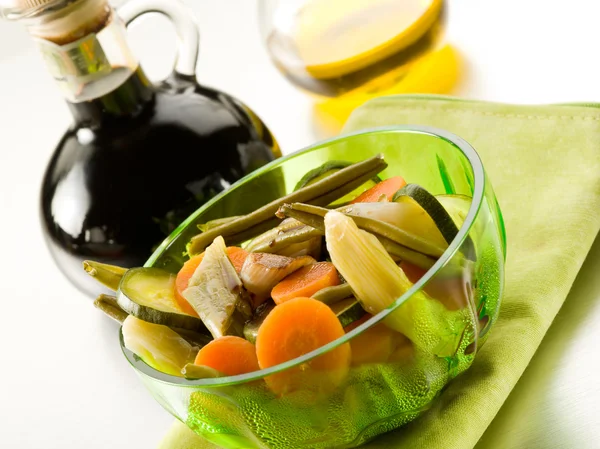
23 0 111 45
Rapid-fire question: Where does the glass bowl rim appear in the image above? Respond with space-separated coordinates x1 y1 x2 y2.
120 124 486 388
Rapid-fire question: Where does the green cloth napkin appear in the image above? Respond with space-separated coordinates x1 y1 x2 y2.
158 95 600 449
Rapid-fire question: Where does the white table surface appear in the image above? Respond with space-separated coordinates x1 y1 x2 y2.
1 1 600 448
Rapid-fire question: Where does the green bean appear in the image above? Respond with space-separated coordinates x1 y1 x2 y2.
348 215 444 258
188 155 387 254
312 283 354 305
277 203 439 269
377 237 436 270
282 203 445 258
277 203 327 220
217 217 282 248
276 205 326 232
83 261 127 291
225 165 383 247
198 215 243 232
248 226 323 254
94 294 128 323
307 169 383 207
245 218 305 252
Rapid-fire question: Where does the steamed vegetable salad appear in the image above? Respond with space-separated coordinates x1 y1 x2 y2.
85 154 474 395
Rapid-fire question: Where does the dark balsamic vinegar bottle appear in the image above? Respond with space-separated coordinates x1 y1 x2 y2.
4 0 280 296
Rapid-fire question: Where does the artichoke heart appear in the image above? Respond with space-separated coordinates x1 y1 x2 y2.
182 236 252 339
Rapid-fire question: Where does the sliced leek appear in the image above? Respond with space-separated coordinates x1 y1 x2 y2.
122 315 197 377
324 210 464 357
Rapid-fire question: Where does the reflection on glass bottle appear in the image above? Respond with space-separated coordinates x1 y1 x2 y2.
2 0 280 297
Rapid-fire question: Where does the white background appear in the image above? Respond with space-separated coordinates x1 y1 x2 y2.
1 0 600 448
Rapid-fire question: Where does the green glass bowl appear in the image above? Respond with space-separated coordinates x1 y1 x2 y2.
121 126 506 449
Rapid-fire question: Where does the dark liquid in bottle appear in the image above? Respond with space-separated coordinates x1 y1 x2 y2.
41 67 279 297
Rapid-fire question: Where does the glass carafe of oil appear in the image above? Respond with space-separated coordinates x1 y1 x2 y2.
259 0 459 132
1 0 281 297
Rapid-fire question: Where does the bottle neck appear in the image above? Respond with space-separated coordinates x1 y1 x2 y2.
26 0 154 125
67 66 153 127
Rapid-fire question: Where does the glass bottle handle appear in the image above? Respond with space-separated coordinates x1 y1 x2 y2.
117 0 199 78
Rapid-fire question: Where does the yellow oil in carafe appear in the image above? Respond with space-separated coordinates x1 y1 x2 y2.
265 0 460 133
313 44 461 135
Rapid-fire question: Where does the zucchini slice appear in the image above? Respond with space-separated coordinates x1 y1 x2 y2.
435 194 471 228
330 297 367 328
117 267 205 331
436 194 476 261
393 184 458 245
393 184 475 259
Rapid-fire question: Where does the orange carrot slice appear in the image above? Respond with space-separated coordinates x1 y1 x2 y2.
174 254 204 317
350 176 406 203
388 333 414 365
175 247 248 316
344 314 396 365
345 314 413 365
227 246 249 273
256 297 351 395
194 336 259 376
399 261 467 311
271 262 340 305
